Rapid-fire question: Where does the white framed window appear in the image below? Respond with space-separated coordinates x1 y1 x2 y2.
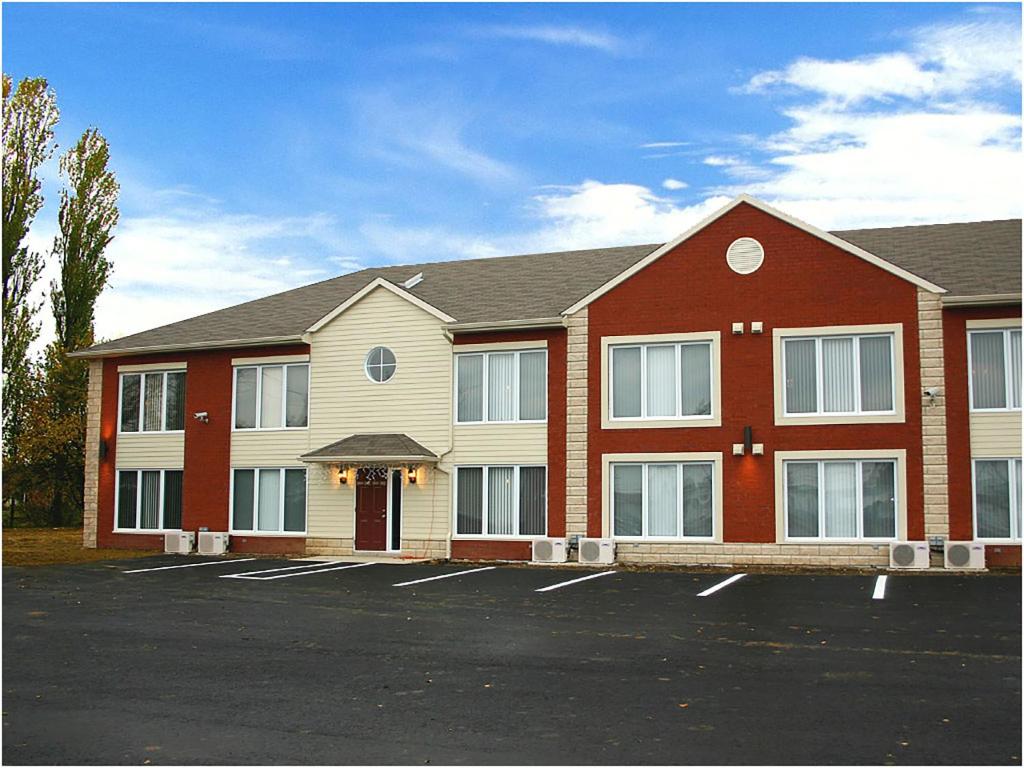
784 459 897 541
230 468 307 534
364 346 397 383
609 342 712 421
115 469 183 531
455 350 547 424
968 328 1021 411
118 371 186 433
611 461 714 539
233 363 309 430
454 465 546 537
973 458 1022 541
782 334 895 417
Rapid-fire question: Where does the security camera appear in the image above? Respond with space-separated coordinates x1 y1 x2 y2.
193 411 209 423
923 387 941 399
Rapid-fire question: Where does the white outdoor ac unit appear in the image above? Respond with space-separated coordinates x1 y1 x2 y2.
944 541 985 570
888 541 929 569
198 531 230 555
531 538 568 564
164 531 194 555
578 538 615 565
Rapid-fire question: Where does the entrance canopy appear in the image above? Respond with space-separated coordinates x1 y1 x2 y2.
299 433 438 465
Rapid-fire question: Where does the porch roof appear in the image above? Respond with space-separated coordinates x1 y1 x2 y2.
299 433 438 464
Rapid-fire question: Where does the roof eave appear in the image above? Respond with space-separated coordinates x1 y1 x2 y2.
67 335 306 359
942 293 1022 307
444 317 567 333
299 454 439 464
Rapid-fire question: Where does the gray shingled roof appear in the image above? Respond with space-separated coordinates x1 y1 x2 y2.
301 433 438 462
83 217 1021 356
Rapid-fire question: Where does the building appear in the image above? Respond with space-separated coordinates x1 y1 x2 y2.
73 196 1022 567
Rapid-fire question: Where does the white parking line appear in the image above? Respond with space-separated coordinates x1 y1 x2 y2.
123 558 257 574
218 560 343 579
535 570 616 592
697 573 746 597
393 566 496 587
225 562 376 581
872 574 888 600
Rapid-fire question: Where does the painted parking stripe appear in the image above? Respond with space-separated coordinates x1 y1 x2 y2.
535 570 616 593
123 558 257 574
872 574 888 600
393 566 496 588
697 573 746 597
225 562 376 581
218 560 343 579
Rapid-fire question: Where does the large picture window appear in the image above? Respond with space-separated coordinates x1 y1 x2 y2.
611 461 714 539
782 334 895 416
455 350 547 423
115 469 183 531
454 465 546 536
233 363 309 430
119 371 186 433
231 468 307 534
784 459 897 540
609 342 712 420
969 328 1021 411
973 458 1022 540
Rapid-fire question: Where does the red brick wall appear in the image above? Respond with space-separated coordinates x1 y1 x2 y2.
96 344 309 550
587 202 924 542
450 539 533 561
943 304 1021 567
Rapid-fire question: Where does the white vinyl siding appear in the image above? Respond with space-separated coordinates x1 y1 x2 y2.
611 461 714 540
118 371 186 433
114 469 183 531
784 459 898 541
233 363 309 430
609 342 713 421
455 350 547 424
231 468 307 534
782 334 895 417
453 465 547 537
969 329 1021 411
973 458 1022 541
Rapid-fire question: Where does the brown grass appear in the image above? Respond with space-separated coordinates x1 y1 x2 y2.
2 528 156 567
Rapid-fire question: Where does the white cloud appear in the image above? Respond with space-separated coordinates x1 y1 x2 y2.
703 155 741 167
477 24 625 54
661 178 688 190
641 141 690 149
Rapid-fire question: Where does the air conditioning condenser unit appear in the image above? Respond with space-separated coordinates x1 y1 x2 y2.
532 538 568 563
579 538 615 565
944 541 985 570
164 531 195 555
889 541 929 569
198 531 230 555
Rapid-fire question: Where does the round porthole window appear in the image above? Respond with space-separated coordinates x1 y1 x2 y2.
365 346 397 383
726 237 765 275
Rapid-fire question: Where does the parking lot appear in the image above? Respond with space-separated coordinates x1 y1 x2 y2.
3 555 1021 765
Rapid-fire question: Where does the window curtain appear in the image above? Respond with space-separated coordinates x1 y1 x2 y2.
162 471 183 529
859 336 893 412
786 463 819 536
260 367 283 429
680 344 712 416
647 465 678 536
283 469 306 532
612 347 642 418
117 472 138 528
457 356 484 422
164 372 186 431
822 337 855 413
143 373 164 431
518 351 547 421
456 468 483 534
613 465 643 536
258 469 281 531
487 467 515 535
975 460 1010 538
140 471 161 529
120 375 141 432
682 464 713 537
971 332 1006 408
518 467 546 536
822 462 857 538
487 354 515 422
285 366 309 427
234 369 258 429
861 461 896 538
646 346 677 418
232 470 255 530
785 340 817 413
1010 331 1021 409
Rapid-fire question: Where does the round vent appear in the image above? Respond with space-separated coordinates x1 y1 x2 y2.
947 543 971 568
891 543 917 567
534 539 553 561
726 237 765 274
581 540 600 562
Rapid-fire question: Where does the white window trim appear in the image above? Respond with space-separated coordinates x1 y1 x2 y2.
600 332 722 430
454 349 548 425
773 449 908 543
609 461 717 542
229 467 308 536
113 468 183 533
971 457 1022 543
231 363 310 432
364 346 398 384
967 327 1022 413
117 370 187 435
772 323 905 426
451 464 548 538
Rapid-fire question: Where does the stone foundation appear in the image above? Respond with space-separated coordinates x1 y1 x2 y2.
614 541 891 568
305 537 447 559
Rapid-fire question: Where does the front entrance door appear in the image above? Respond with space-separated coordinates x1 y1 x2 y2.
355 467 389 551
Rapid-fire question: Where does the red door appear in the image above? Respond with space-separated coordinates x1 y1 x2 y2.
355 467 388 551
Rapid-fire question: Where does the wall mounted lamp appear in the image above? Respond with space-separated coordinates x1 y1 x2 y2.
99 439 109 460
407 465 419 484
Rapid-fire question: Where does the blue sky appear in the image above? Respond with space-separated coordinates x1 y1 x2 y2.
3 2 1021 344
